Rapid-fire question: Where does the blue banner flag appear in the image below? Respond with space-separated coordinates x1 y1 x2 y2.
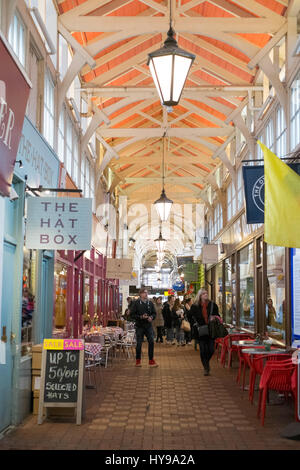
242 163 300 224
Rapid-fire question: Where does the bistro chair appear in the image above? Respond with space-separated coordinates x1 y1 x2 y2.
221 334 253 368
257 359 296 426
115 331 136 360
84 350 102 393
248 353 291 404
215 337 224 362
102 334 114 368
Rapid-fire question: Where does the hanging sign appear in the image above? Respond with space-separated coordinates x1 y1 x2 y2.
242 164 300 224
106 258 133 280
25 197 92 250
38 339 84 425
202 244 218 264
0 33 31 197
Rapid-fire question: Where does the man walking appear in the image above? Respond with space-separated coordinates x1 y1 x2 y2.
130 288 159 367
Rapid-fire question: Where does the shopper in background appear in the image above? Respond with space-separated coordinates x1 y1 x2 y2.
172 298 185 346
153 296 164 343
130 288 158 367
190 288 220 376
183 298 193 345
162 295 175 345
123 297 133 321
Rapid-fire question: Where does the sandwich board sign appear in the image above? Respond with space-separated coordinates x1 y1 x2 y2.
38 338 84 425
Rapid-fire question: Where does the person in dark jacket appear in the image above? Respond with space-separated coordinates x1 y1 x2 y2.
162 295 175 344
130 288 158 367
183 298 193 345
190 288 220 376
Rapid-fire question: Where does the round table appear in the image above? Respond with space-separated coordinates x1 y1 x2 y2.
231 340 256 346
241 348 290 355
228 331 250 335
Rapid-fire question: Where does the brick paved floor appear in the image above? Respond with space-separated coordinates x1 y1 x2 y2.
0 342 299 450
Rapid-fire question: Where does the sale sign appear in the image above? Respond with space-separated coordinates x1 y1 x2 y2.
25 197 92 250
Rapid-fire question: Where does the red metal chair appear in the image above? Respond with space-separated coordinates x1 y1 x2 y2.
215 337 224 362
257 359 296 426
221 334 253 368
248 353 291 403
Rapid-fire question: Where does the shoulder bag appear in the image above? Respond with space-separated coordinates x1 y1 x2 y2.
195 302 213 337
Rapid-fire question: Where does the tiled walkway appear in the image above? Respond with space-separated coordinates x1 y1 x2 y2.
0 343 299 450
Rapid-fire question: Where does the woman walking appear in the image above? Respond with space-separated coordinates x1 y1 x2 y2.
162 295 175 344
172 298 185 346
190 288 221 375
153 296 164 343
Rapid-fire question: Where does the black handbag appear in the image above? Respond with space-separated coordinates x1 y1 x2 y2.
196 323 209 337
194 302 213 338
209 318 228 339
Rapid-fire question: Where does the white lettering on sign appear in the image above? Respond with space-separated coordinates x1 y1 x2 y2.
0 97 15 150
25 197 92 250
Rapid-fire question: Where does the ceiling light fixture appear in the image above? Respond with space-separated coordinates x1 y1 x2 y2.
147 0 195 107
154 135 173 222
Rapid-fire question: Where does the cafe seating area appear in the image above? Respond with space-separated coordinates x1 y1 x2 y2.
81 323 136 393
215 328 299 426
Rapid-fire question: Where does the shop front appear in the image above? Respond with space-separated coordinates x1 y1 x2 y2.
0 32 32 432
206 213 290 347
52 172 120 338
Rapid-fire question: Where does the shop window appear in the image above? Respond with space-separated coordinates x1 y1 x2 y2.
227 181 236 221
290 71 300 151
57 109 65 163
21 249 36 356
236 166 244 211
224 258 232 324
66 116 73 176
239 243 254 331
8 11 26 67
275 106 286 158
266 245 286 342
73 136 79 186
265 118 274 152
43 70 55 147
54 264 67 332
215 263 223 317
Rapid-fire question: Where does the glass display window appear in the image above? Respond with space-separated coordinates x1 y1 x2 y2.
266 245 286 342
54 263 67 330
21 248 36 356
215 263 223 317
224 258 232 324
239 243 255 331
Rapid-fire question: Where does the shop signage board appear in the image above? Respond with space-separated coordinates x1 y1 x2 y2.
0 32 31 197
38 338 84 425
25 197 92 250
202 244 218 264
14 116 60 188
242 164 300 224
106 258 133 280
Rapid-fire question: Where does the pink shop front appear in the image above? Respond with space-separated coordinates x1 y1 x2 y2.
53 248 120 338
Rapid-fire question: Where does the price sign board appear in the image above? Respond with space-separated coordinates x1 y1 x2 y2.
38 339 84 425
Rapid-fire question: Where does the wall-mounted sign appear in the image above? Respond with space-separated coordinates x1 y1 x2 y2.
0 33 31 197
25 197 92 250
202 244 218 264
14 116 60 188
106 258 133 280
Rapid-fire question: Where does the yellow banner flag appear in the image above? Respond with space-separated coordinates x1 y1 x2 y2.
258 140 300 248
